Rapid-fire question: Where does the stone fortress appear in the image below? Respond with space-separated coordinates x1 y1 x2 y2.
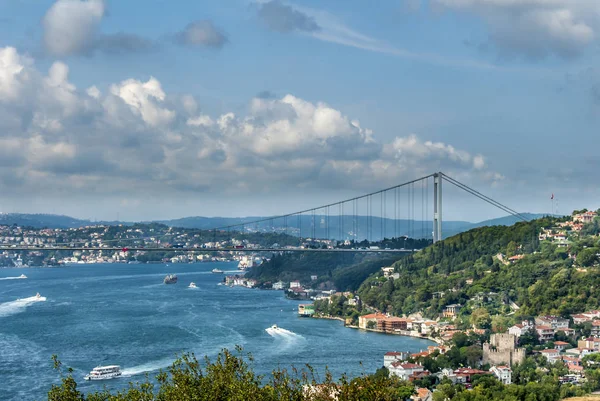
483 333 526 366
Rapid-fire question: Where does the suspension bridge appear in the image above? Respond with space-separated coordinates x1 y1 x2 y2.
0 172 528 253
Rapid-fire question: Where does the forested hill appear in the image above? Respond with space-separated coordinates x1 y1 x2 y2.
358 214 600 319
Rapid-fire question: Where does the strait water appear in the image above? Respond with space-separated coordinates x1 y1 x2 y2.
0 263 433 400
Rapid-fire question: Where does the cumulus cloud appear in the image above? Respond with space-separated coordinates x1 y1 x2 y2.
257 0 321 33
0 46 495 198
433 0 600 59
173 20 228 48
42 0 154 57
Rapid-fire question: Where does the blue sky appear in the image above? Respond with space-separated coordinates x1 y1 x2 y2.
0 0 598 222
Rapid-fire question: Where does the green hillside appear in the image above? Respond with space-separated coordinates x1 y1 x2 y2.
358 213 600 319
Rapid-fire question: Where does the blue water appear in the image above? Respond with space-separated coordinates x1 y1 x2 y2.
0 263 433 400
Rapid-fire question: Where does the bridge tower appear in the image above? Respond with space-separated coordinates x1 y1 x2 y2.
433 172 442 243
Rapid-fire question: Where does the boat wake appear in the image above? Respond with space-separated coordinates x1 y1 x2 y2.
265 326 305 343
0 295 47 318
0 275 27 280
121 358 173 377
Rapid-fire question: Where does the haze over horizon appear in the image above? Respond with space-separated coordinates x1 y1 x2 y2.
0 0 598 222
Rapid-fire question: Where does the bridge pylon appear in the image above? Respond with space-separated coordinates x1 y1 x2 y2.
433 172 442 243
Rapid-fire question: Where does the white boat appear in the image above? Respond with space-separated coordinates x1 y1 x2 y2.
270 324 279 330
84 365 122 381
19 274 27 279
211 268 223 274
188 282 197 288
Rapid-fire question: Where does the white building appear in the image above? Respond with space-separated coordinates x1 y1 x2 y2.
272 281 285 290
539 349 561 362
388 362 424 380
383 352 409 368
491 365 512 384
508 322 533 338
290 281 301 289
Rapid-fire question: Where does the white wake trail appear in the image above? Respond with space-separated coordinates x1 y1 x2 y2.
0 276 27 281
121 358 173 377
0 296 47 318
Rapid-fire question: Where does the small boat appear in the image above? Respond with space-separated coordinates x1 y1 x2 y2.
19 274 27 279
188 282 197 288
270 324 279 330
164 274 178 284
211 268 223 274
35 292 41 299
84 365 122 381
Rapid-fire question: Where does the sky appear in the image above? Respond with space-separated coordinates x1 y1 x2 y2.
0 0 599 222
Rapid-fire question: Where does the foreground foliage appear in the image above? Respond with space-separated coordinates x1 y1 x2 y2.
48 347 415 401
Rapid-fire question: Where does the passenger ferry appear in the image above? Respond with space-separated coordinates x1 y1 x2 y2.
84 365 122 381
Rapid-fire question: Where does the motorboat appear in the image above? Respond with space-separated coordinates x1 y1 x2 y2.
19 274 27 279
188 282 197 288
84 365 121 381
164 274 177 284
211 268 223 274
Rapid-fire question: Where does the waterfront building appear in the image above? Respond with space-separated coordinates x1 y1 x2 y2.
298 304 315 317
290 281 301 288
272 281 285 290
358 313 386 329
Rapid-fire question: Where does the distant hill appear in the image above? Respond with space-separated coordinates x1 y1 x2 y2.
0 212 547 239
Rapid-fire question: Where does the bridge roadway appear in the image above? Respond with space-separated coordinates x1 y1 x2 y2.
0 246 414 253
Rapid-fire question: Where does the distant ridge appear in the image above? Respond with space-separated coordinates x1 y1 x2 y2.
0 212 547 239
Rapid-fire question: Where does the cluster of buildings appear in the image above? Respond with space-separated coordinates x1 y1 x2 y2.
383 348 513 386
224 275 257 288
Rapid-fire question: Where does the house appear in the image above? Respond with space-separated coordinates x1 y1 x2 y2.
535 315 570 330
272 281 285 290
358 313 386 330
573 211 597 223
554 341 570 352
509 322 533 338
443 304 461 318
535 326 555 342
453 368 490 384
583 311 600 320
381 267 395 278
310 275 318 281
578 337 600 351
590 321 600 338
289 281 301 289
572 314 593 324
539 349 561 362
384 351 409 368
388 362 424 381
490 365 512 385
436 368 458 383
411 388 433 401
508 255 525 263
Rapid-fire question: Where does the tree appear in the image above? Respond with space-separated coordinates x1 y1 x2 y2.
367 320 376 329
470 307 491 329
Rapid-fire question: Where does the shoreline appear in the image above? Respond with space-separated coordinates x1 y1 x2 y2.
312 314 442 346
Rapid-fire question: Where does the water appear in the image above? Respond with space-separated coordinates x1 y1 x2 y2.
0 263 433 400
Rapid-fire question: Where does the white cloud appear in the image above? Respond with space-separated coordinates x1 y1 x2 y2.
0 46 496 198
42 0 105 57
433 0 599 59
41 0 154 57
